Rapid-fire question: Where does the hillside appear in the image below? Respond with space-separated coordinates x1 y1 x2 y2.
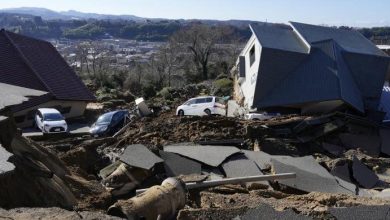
0 12 254 41
0 7 389 43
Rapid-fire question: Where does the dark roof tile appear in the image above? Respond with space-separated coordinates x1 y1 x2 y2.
0 30 95 102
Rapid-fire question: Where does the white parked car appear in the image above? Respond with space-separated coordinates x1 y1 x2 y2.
176 96 226 116
35 108 68 133
245 112 281 120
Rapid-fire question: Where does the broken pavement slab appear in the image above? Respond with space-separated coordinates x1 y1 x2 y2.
380 129 390 156
242 150 272 170
322 142 344 156
271 155 353 194
352 156 379 189
222 154 263 178
329 205 390 220
222 154 270 189
0 207 123 220
236 203 312 220
163 145 241 167
331 164 352 183
159 151 202 177
339 133 381 157
119 144 163 170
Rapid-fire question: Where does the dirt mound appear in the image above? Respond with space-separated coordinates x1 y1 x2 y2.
113 113 248 147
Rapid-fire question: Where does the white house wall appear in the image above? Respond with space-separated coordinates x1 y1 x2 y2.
239 34 262 109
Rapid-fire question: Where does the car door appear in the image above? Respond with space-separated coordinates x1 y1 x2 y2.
193 98 206 115
110 112 122 134
184 99 197 115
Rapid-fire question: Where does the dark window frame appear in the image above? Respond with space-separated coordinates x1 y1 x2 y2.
249 45 256 66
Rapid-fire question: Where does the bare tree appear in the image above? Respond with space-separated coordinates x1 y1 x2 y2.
171 24 233 80
152 39 181 87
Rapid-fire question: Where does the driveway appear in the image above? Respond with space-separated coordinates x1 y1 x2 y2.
22 123 90 137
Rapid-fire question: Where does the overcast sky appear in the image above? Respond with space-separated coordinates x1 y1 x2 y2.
0 0 389 27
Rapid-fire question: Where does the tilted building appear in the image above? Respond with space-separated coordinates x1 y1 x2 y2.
234 22 390 114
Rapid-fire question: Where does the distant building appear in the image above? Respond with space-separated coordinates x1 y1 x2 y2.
234 22 390 114
0 30 95 127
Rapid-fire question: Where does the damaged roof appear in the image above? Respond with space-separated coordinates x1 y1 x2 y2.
0 30 95 109
248 22 390 113
250 23 308 53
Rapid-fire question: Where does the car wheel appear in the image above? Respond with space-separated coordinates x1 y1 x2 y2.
178 110 184 116
204 109 211 116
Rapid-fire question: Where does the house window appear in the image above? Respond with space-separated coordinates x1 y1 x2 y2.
14 115 25 123
61 106 72 114
249 45 255 66
239 56 246 78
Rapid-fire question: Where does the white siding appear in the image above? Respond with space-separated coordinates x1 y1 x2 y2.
238 34 262 109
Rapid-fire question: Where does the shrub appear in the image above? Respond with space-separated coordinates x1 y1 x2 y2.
158 87 173 100
142 84 157 99
212 78 233 96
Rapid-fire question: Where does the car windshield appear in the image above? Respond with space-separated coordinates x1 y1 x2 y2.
43 113 64 121
96 113 114 124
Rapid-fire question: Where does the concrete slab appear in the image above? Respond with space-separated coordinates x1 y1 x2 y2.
242 150 272 170
202 168 224 180
159 151 202 177
322 142 344 156
335 176 357 195
380 129 390 156
120 144 163 170
352 156 379 189
271 156 352 194
339 133 381 157
163 145 241 167
331 164 352 183
237 203 311 220
329 205 390 220
0 144 14 174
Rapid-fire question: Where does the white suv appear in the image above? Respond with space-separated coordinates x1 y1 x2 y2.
35 108 68 133
176 96 226 116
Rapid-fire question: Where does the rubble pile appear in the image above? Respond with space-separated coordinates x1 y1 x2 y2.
3 106 390 219
113 112 248 147
91 110 390 219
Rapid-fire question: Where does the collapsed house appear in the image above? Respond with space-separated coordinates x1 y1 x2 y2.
0 29 95 128
233 22 390 115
